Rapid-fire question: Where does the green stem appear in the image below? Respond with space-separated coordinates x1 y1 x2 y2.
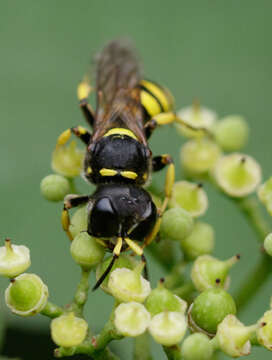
235 197 271 240
133 333 153 360
41 301 63 318
235 255 272 311
72 268 91 316
163 345 182 360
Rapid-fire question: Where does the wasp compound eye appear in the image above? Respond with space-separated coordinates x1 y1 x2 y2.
88 197 119 238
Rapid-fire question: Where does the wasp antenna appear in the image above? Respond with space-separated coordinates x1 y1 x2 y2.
92 254 118 291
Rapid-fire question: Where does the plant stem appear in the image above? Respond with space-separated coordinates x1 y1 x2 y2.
235 254 272 311
41 301 63 318
72 268 91 316
235 197 271 240
133 333 153 360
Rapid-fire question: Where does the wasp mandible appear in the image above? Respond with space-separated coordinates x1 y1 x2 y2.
56 40 189 290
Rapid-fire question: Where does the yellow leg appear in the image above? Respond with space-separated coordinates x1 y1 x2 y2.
124 238 143 256
61 207 73 241
56 126 91 148
113 237 123 256
143 158 175 248
145 111 211 137
77 80 92 101
77 80 95 127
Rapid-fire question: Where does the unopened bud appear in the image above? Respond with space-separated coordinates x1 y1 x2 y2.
190 289 236 335
169 181 208 217
40 174 71 202
5 273 48 316
181 333 214 360
96 254 137 294
108 263 151 303
114 302 151 337
181 221 214 260
213 115 249 152
176 104 217 139
216 315 257 357
180 138 221 176
257 310 272 351
213 153 261 197
70 232 105 269
191 254 240 292
0 239 31 278
51 312 88 347
68 205 88 239
145 281 187 317
160 207 194 241
148 311 187 346
52 140 84 178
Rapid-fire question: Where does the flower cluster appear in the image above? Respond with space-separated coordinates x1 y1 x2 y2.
2 102 272 360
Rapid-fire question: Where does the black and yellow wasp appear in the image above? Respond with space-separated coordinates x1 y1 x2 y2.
57 40 187 289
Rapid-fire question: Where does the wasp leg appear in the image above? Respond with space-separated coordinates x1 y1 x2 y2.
92 237 123 291
141 253 149 280
144 111 210 139
152 154 173 172
56 126 92 148
143 155 175 248
124 237 143 256
77 81 95 128
62 195 89 241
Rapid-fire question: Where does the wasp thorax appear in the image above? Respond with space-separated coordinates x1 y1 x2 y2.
84 134 150 185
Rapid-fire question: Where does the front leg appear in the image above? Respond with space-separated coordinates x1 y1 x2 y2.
56 126 92 147
77 81 95 128
144 111 211 139
62 194 90 241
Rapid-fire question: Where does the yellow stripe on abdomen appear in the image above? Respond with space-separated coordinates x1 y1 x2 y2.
140 90 162 117
141 80 171 112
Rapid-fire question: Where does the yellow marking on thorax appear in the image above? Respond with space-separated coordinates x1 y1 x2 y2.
104 128 138 140
87 166 92 174
100 168 118 177
140 90 162 117
141 80 170 112
120 171 138 180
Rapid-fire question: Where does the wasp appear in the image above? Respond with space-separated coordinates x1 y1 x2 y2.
56 40 189 290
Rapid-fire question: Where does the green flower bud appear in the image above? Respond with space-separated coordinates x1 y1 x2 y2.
180 138 221 176
0 239 31 278
190 289 236 335
96 254 137 294
191 254 240 292
257 310 272 350
258 178 272 216
181 222 214 260
169 181 208 217
70 232 105 269
108 263 151 303
52 140 84 178
160 207 194 241
40 174 71 202
264 233 272 257
51 312 88 347
114 302 151 337
181 333 214 360
176 104 217 139
145 280 187 317
216 315 258 357
68 205 88 239
5 273 48 316
148 311 187 346
213 115 249 152
213 153 262 197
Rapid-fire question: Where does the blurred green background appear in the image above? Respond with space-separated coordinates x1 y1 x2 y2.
1 0 272 359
